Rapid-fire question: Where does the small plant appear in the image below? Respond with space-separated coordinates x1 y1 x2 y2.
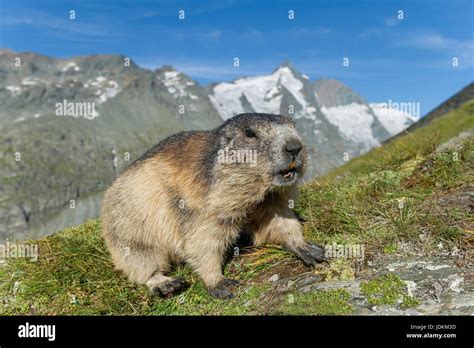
360 274 419 309
318 258 355 281
383 243 398 254
440 227 464 241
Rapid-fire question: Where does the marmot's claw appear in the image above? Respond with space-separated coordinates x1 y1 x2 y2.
209 278 240 299
293 242 327 266
307 242 327 262
152 277 189 298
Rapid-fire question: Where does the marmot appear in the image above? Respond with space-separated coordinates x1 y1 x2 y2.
101 113 325 299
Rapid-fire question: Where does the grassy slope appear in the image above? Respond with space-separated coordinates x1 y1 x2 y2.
1 101 473 315
299 100 473 253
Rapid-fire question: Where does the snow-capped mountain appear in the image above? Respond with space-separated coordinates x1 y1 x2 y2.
0 49 420 242
208 62 358 178
319 103 381 150
208 62 424 177
0 50 222 242
313 79 392 151
209 63 316 120
155 65 222 129
313 78 418 140
370 103 419 136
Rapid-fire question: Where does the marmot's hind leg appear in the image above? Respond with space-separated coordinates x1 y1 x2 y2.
146 271 189 298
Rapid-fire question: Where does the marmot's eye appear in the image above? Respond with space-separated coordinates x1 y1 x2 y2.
245 128 257 138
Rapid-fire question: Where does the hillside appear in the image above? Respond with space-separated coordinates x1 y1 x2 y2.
403 82 474 133
0 50 417 242
0 50 222 242
1 99 472 315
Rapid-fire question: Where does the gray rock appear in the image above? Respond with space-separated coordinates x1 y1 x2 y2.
270 256 473 315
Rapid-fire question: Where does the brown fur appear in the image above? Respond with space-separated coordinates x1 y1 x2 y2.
101 113 325 299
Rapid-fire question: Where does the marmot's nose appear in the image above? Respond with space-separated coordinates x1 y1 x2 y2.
284 140 302 157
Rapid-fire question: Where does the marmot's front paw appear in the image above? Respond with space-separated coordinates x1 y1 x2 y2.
292 241 327 266
151 277 189 298
209 278 240 299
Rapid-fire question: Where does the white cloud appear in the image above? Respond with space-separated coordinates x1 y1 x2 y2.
405 33 473 51
398 32 474 67
2 12 118 39
204 30 223 40
289 27 331 36
239 29 264 40
384 17 399 27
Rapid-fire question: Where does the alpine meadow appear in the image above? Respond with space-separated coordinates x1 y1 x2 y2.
0 0 472 340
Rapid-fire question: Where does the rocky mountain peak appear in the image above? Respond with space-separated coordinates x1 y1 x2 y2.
313 78 367 108
0 49 420 242
272 61 304 80
156 64 178 73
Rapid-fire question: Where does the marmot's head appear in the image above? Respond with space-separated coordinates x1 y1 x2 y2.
216 113 307 189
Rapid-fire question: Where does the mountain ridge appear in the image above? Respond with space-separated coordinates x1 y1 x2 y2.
0 49 423 241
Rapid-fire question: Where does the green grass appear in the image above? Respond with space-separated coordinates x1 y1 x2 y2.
360 274 420 309
296 101 474 256
0 219 272 315
274 289 353 315
0 100 472 315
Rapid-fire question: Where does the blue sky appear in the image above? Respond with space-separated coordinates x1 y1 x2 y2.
1 0 473 115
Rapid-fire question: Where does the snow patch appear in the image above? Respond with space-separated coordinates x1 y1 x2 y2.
370 103 418 136
294 106 319 121
164 71 179 80
85 77 120 104
97 80 119 104
61 62 80 72
161 70 195 99
321 103 379 150
210 66 307 120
